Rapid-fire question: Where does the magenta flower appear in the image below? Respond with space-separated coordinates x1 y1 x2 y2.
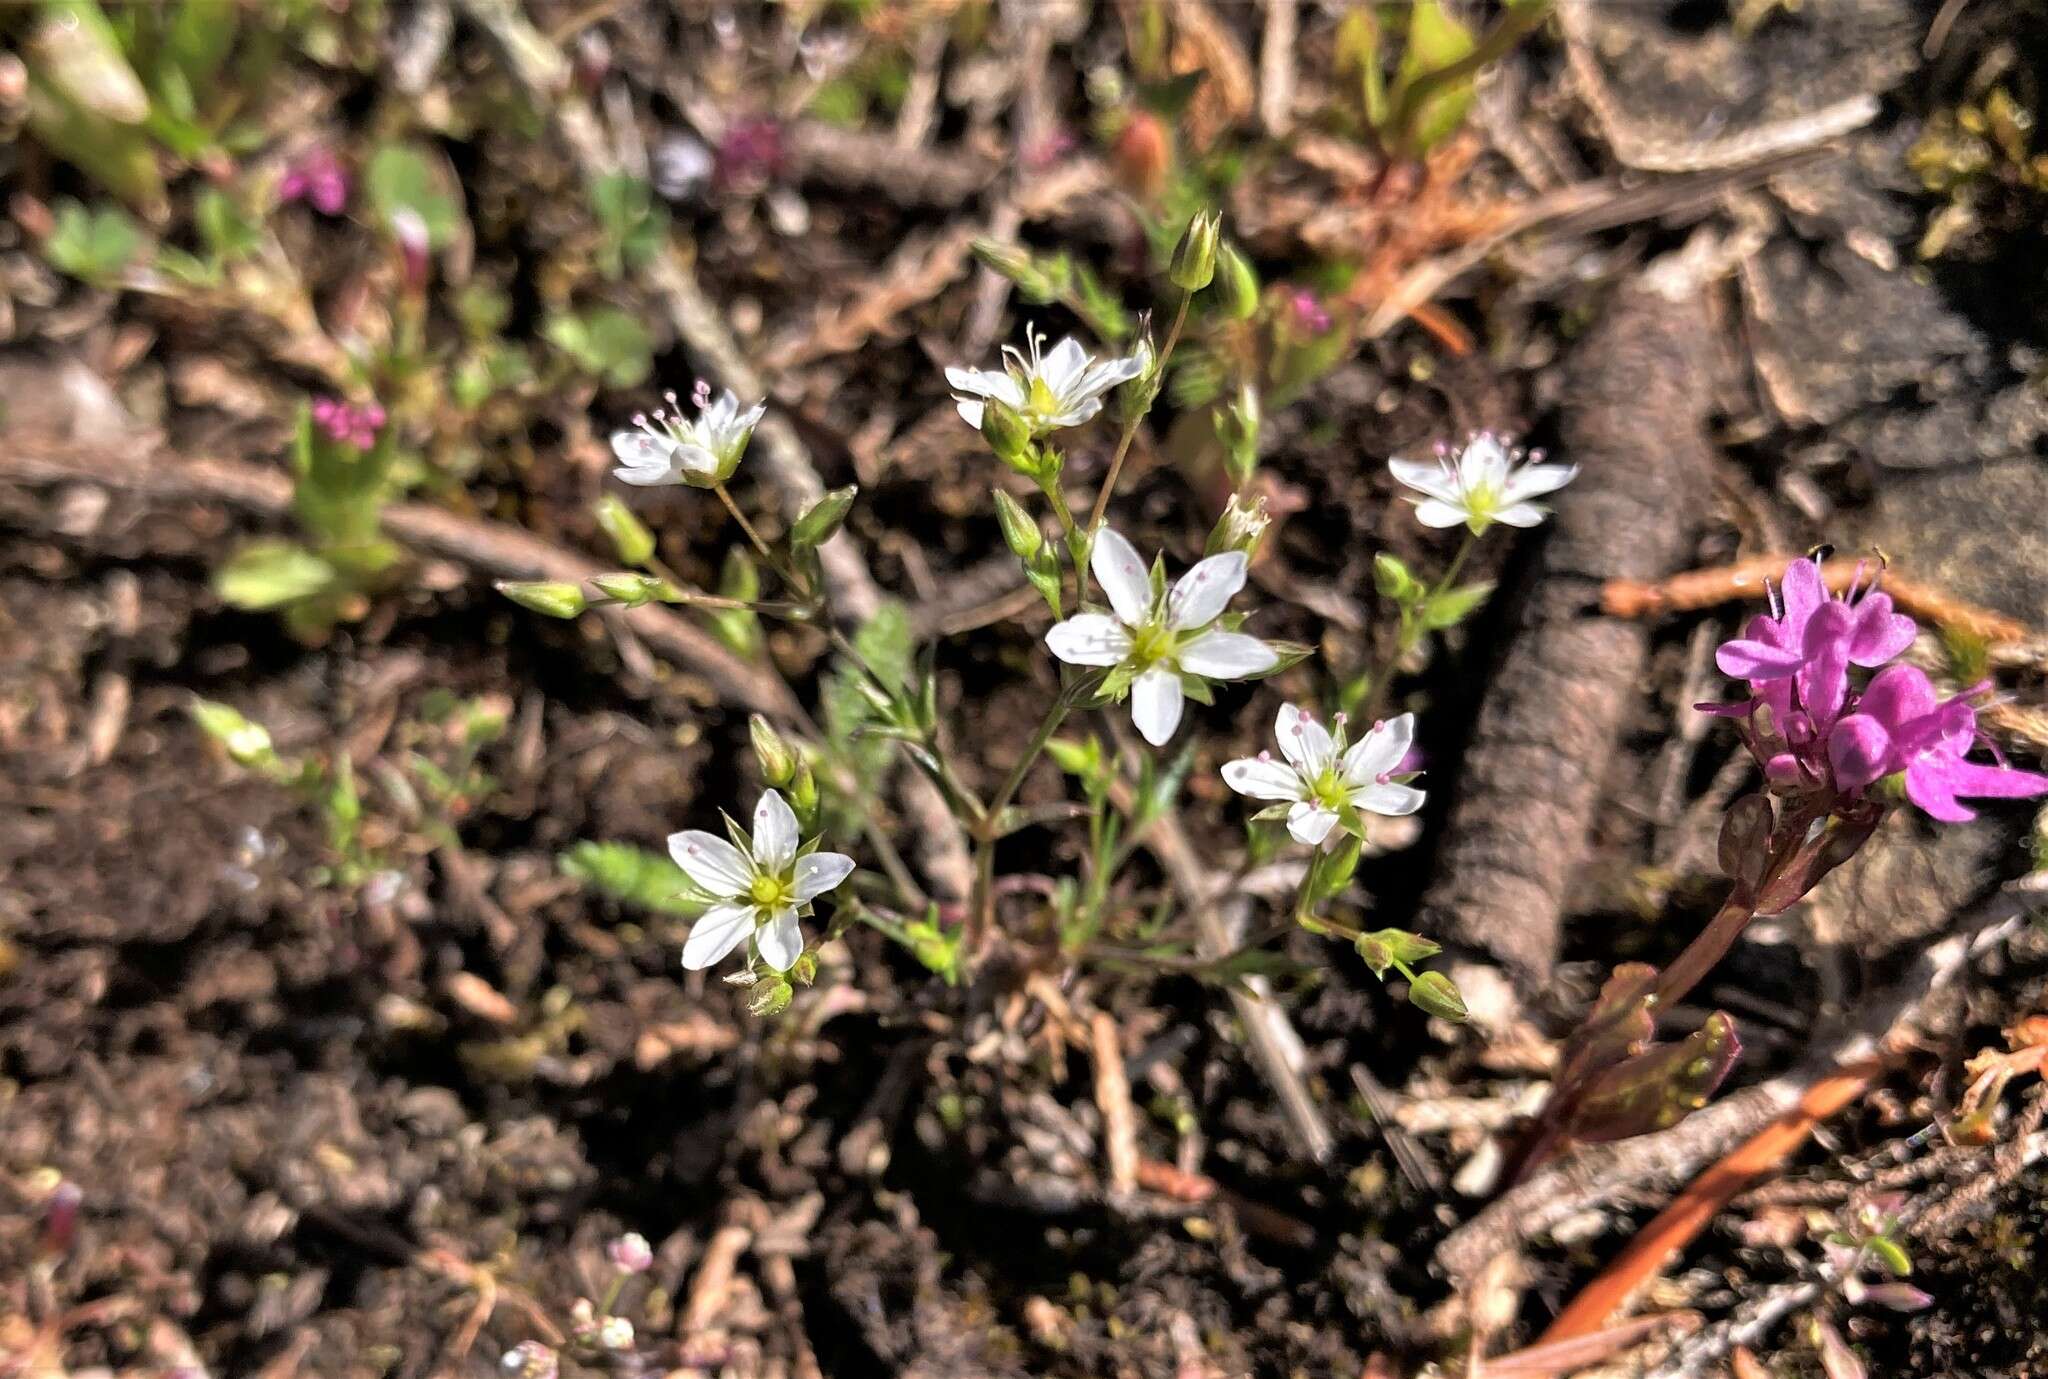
1827 664 2048 822
312 396 387 452
280 147 349 216
1704 554 2047 822
1286 288 1332 335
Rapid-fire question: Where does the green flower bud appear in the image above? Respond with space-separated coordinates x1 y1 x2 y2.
1408 970 1468 1023
748 977 794 1017
1170 209 1221 291
749 714 798 786
979 397 1036 470
590 572 676 606
594 494 655 566
992 488 1044 560
1212 241 1259 319
1205 492 1271 558
497 580 587 619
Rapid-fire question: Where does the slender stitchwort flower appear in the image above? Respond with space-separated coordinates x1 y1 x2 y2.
947 327 1149 436
669 790 854 972
1223 704 1424 844
1045 528 1280 746
1388 431 1578 534
613 385 766 487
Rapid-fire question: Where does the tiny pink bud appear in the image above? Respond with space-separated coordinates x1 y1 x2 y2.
38 1180 81 1259
607 1231 653 1274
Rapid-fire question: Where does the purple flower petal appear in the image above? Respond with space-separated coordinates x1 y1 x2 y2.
1827 714 1894 791
1846 591 1917 666
1716 638 1806 679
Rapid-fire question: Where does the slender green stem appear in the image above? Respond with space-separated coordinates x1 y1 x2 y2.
1355 529 1479 727
1084 290 1193 540
712 481 808 594
964 676 1090 956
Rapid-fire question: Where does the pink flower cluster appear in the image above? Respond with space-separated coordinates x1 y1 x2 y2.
1704 557 2047 822
280 147 349 216
312 396 386 452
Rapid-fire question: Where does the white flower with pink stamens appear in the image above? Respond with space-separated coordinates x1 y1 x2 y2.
1044 528 1279 746
612 384 765 487
668 790 853 973
1222 704 1423 845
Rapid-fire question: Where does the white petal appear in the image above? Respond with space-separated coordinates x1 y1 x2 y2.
732 401 767 434
754 909 803 972
1040 337 1089 393
1502 462 1578 503
1044 398 1104 429
612 429 671 467
954 398 985 429
670 443 721 478
1350 781 1426 816
1276 702 1336 775
1340 712 1414 785
1090 527 1154 626
752 790 799 872
1076 351 1147 398
1493 502 1548 528
1044 613 1133 667
1459 434 1509 490
1221 757 1306 801
681 902 754 969
1129 668 1184 746
1412 498 1472 529
1287 802 1340 846
793 851 855 901
944 366 1004 398
1175 630 1278 680
1387 457 1461 502
668 830 752 898
1166 551 1248 630
705 390 740 426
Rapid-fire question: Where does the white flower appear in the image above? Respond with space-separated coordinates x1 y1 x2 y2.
946 327 1149 435
1388 432 1578 534
668 790 854 973
612 386 766 487
596 1316 634 1352
1045 528 1280 747
1222 705 1424 845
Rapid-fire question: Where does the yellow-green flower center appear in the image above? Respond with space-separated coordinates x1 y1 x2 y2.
1309 769 1350 810
748 873 793 909
1129 619 1176 668
1025 374 1060 418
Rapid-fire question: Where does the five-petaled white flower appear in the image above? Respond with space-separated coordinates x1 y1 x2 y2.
1388 432 1578 535
1222 705 1424 845
947 328 1149 435
668 790 854 973
1045 528 1279 747
612 386 766 487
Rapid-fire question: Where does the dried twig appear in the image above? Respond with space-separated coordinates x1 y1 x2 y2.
1601 554 2034 645
1091 1010 1140 1197
0 434 797 717
1437 872 2048 1290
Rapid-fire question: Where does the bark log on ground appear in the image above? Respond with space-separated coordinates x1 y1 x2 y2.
1420 285 1714 991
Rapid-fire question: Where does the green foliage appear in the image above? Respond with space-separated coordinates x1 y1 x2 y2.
366 142 465 246
543 305 653 388
588 172 668 280
41 198 143 287
1332 0 1553 159
969 239 1135 344
215 405 403 641
705 548 765 658
1390 0 1477 156
559 842 709 917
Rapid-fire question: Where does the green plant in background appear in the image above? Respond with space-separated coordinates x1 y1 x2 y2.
1908 82 2048 259
39 197 142 286
214 399 404 642
542 304 654 388
588 172 669 281
16 0 297 216
190 691 508 888
1337 0 1553 160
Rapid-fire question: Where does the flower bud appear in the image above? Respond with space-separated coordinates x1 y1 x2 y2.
590 572 674 606
37 1180 81 1261
971 238 1057 299
607 1231 653 1274
979 397 1035 469
992 488 1043 560
497 580 587 619
501 1341 559 1379
1408 970 1469 1023
1205 492 1271 558
749 714 798 786
1169 209 1221 291
594 494 655 566
1216 383 1260 487
749 976 793 1017
1212 241 1259 319
390 206 431 293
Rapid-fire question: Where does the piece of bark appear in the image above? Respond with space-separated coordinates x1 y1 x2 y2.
1420 286 1714 990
